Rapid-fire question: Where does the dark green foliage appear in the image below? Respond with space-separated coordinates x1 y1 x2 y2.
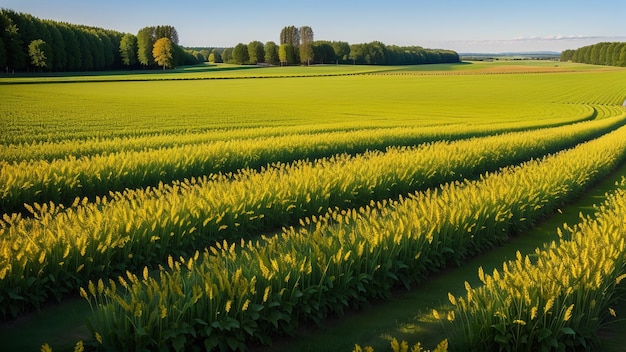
232 43 249 64
563 42 626 67
222 47 233 63
309 41 335 64
58 24 81 70
136 26 155 67
349 42 459 65
264 41 279 65
0 9 183 71
279 25 299 47
279 43 296 65
332 41 351 63
209 48 222 63
247 40 264 64
119 33 137 66
1 9 462 71
0 9 186 72
0 12 26 71
0 36 6 69
299 26 313 65
45 22 66 70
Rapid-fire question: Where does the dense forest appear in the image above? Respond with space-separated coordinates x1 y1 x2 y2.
0 9 203 72
0 9 459 73
560 42 626 67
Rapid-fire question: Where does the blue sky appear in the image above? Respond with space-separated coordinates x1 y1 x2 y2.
2 0 625 52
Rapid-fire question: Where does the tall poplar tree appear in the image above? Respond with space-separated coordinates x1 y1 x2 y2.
299 26 314 65
279 25 299 47
119 33 138 66
137 26 156 67
0 38 6 70
0 12 26 71
264 41 279 65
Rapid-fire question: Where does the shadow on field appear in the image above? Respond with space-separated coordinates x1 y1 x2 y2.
0 63 262 79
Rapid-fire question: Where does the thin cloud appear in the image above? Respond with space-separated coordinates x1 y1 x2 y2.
430 35 626 53
445 35 626 45
513 35 626 41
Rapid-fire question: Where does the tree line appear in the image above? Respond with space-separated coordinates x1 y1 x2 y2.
0 9 459 73
560 42 626 67
205 25 459 66
0 9 202 72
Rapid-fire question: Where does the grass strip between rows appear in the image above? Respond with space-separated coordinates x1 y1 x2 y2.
1 116 624 320
0 107 600 215
441 179 626 351
81 124 626 351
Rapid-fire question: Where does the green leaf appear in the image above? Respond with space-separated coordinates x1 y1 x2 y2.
204 335 218 351
537 327 553 341
172 334 186 352
226 336 242 351
561 327 576 335
194 318 208 326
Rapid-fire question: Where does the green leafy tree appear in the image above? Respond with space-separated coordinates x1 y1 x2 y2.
279 25 299 47
209 48 222 63
75 30 93 70
96 30 115 69
222 47 233 63
155 25 179 45
152 37 174 69
137 26 156 66
87 31 104 69
349 43 365 64
247 41 264 64
119 33 138 66
279 43 296 65
312 41 335 64
4 10 36 70
0 37 6 70
232 43 249 64
0 12 26 71
58 24 80 70
299 26 314 65
264 41 279 65
28 39 51 70
606 42 619 66
331 41 350 63
619 44 626 67
45 22 66 70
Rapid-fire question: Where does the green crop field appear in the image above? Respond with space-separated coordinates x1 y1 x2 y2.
1 61 626 351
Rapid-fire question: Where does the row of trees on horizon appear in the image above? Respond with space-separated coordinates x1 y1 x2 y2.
560 42 626 67
193 25 460 66
0 9 203 72
0 9 460 73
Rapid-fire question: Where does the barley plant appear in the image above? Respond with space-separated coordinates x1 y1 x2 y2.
81 126 626 351
1 116 623 319
440 179 626 351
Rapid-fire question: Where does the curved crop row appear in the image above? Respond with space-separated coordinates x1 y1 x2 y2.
0 107 597 163
0 107 605 215
1 116 623 319
442 180 626 351
80 124 626 351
